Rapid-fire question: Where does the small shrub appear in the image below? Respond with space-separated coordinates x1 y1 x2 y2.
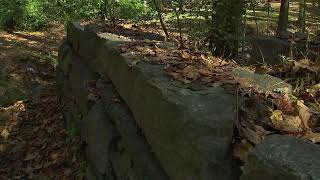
118 0 155 20
0 0 25 30
0 0 48 31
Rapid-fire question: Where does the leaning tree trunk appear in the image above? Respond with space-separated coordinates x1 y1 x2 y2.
297 0 306 33
152 0 170 40
210 0 245 58
277 0 290 37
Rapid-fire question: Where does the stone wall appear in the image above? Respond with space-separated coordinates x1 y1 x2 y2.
57 22 320 180
57 22 238 180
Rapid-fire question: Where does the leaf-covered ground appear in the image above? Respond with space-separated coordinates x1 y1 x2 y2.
0 25 84 179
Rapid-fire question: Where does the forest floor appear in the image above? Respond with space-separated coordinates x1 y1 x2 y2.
0 25 85 179
0 17 319 179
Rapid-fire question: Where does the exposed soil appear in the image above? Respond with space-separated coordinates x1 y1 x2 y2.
0 24 84 180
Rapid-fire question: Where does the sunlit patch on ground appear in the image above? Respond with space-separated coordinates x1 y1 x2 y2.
0 24 84 179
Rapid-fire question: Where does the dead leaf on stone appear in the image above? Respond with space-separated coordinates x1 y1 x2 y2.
87 93 98 101
237 120 270 145
242 127 263 144
235 77 253 88
270 110 283 125
303 131 320 143
276 94 295 113
295 100 311 130
180 50 192 60
24 152 39 161
306 83 320 97
1 129 10 139
198 68 213 76
282 114 302 132
233 140 253 161
0 144 6 152
129 59 140 67
182 66 200 80
270 109 302 133
51 153 59 163
111 96 121 103
293 59 320 73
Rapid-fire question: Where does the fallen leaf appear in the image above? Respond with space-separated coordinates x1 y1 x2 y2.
129 59 140 67
182 66 200 80
255 66 270 74
306 83 320 97
281 114 302 132
24 152 39 161
1 129 10 139
270 109 302 133
0 144 6 152
233 140 253 161
180 50 192 60
303 131 320 143
270 110 283 125
293 59 320 73
295 100 311 130
276 94 295 113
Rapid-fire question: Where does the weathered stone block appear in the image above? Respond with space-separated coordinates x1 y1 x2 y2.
102 83 169 180
246 35 290 65
82 101 119 177
241 135 320 180
233 68 292 93
57 42 73 75
66 22 237 180
68 55 98 114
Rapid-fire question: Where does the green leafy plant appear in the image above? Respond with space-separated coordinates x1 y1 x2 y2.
118 0 155 20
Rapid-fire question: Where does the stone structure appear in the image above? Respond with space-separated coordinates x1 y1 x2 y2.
57 22 238 180
57 22 320 180
241 135 320 180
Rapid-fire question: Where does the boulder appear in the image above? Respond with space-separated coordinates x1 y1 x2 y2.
241 135 320 180
246 35 290 65
233 68 292 93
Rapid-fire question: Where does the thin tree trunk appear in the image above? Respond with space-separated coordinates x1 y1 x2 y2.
250 0 259 34
297 0 306 33
170 2 184 48
277 0 290 37
152 0 170 40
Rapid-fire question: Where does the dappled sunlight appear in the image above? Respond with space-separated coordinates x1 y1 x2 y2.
0 24 83 179
0 93 82 179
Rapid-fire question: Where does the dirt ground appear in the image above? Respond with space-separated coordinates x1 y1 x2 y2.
0 24 84 180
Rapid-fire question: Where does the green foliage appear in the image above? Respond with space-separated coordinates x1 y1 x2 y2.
0 0 48 30
21 0 48 30
118 0 155 20
0 0 155 30
0 0 25 30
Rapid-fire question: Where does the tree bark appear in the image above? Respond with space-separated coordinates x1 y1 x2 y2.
297 0 306 33
277 0 290 37
210 0 245 58
152 0 170 40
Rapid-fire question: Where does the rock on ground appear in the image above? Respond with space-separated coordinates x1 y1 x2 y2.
241 135 320 180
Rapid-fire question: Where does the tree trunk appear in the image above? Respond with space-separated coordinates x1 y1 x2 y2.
210 0 245 58
99 0 108 22
152 0 170 40
169 1 184 48
277 0 290 37
297 0 306 33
